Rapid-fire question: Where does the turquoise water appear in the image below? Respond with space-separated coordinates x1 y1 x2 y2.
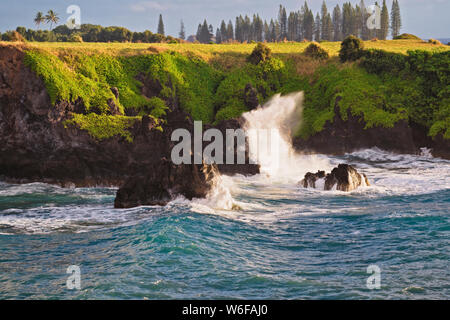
0 149 449 299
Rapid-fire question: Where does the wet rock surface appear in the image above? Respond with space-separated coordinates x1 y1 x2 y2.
300 164 370 192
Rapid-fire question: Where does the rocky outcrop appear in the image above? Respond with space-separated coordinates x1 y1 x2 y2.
114 160 218 208
300 164 370 192
0 44 258 198
293 98 450 159
294 99 417 155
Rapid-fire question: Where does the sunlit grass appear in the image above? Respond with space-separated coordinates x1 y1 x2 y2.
4 39 446 59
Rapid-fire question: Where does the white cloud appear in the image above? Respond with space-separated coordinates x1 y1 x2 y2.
130 1 170 12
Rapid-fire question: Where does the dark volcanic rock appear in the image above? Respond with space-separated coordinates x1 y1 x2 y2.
0 44 259 195
114 160 218 208
300 164 370 192
294 99 417 155
300 170 326 188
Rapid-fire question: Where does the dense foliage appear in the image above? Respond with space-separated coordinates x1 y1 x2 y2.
339 35 364 62
23 44 305 139
3 24 179 43
299 48 450 139
304 42 329 60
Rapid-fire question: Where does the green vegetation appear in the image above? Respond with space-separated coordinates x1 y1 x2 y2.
16 40 449 142
339 35 364 62
247 43 272 65
298 64 408 138
299 46 450 140
304 42 329 60
65 114 140 142
393 33 421 40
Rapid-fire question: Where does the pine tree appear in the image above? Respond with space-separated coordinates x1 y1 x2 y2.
216 28 222 43
157 14 165 35
220 20 227 42
360 0 370 40
332 4 342 41
278 5 287 40
254 14 263 42
235 16 242 42
320 1 328 41
390 0 402 38
324 13 333 41
227 20 234 41
342 2 352 38
287 12 297 41
263 20 270 42
314 13 321 41
179 20 185 40
302 2 314 41
379 0 389 40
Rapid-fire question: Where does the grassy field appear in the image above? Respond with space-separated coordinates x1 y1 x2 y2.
2 39 448 140
4 39 447 59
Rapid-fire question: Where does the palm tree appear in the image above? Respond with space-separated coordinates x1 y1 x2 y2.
34 12 45 30
45 10 59 30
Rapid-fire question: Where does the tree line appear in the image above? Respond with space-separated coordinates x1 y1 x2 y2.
193 0 402 43
1 23 180 43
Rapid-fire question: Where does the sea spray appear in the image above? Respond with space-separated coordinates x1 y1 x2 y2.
242 92 331 182
197 91 333 211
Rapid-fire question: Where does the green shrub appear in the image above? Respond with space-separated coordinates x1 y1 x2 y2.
394 33 421 40
2 31 26 42
428 38 442 45
339 35 364 62
68 33 83 42
297 64 408 139
65 114 140 142
304 42 329 60
247 42 272 65
360 49 408 75
146 97 168 118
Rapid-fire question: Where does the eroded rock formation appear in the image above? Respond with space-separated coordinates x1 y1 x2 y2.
300 164 370 192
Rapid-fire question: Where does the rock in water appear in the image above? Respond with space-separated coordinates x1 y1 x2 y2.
300 164 369 192
114 160 219 208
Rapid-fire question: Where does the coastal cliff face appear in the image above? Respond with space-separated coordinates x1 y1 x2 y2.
0 44 448 207
0 45 258 191
293 101 450 158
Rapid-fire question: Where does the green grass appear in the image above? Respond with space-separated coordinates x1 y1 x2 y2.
65 114 141 142
6 40 449 141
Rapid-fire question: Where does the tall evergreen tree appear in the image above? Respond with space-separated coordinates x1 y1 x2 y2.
220 20 227 42
320 1 328 41
379 0 389 39
227 20 234 41
342 2 352 38
302 2 314 41
314 13 321 41
287 12 297 41
332 4 343 41
390 0 402 38
278 5 287 40
216 28 222 43
359 0 369 40
179 20 185 40
263 20 270 41
157 14 165 35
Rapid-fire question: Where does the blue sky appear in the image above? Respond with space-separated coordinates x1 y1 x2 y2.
0 0 449 39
